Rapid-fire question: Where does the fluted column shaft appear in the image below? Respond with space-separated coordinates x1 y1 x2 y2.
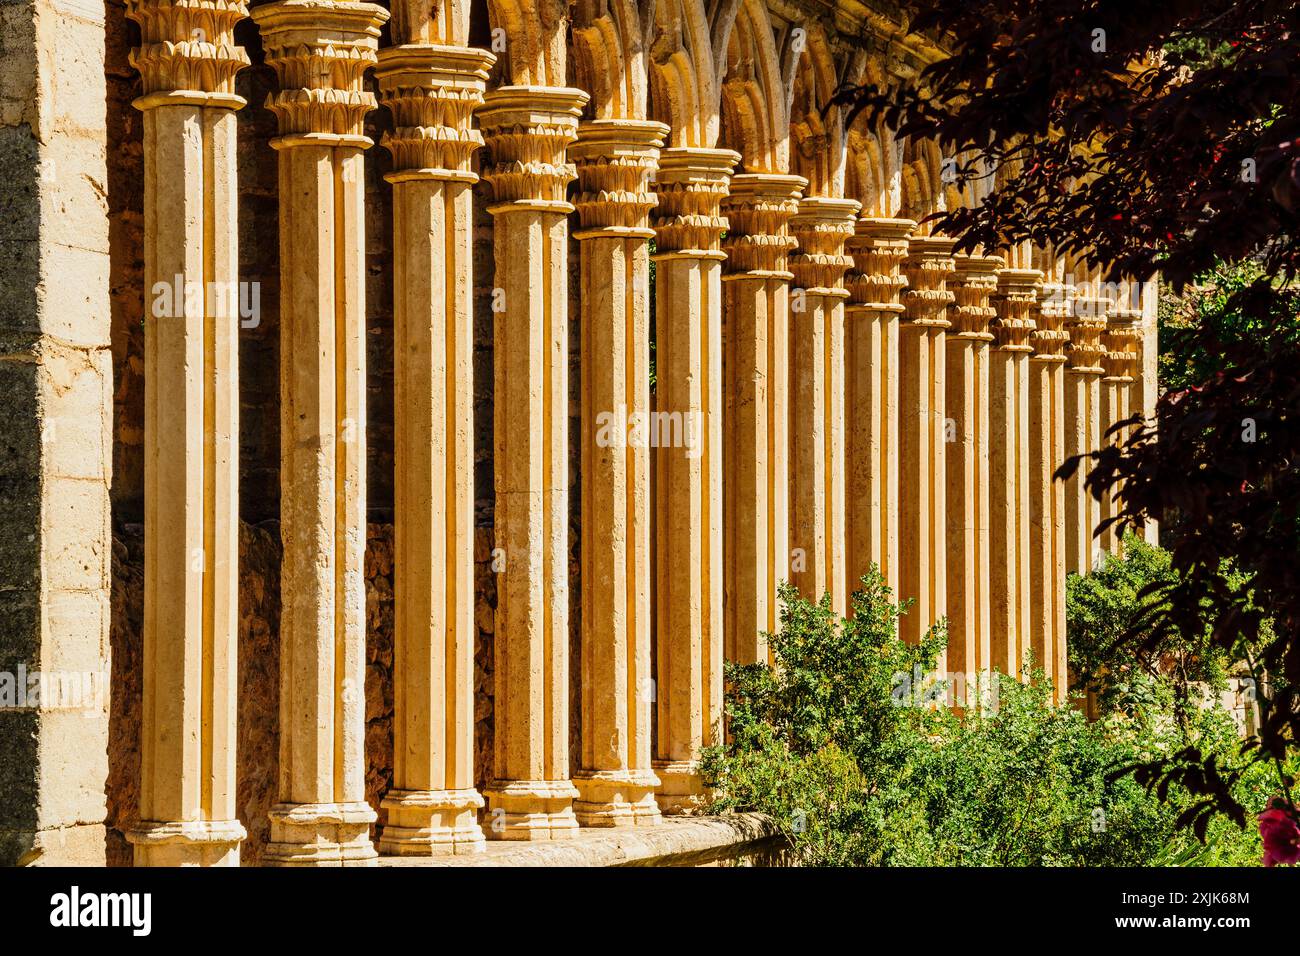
788 197 860 615
844 219 911 598
721 173 806 664
651 147 736 813
478 86 588 839
252 0 389 866
898 236 956 644
945 254 1001 681
1099 305 1143 554
1029 279 1071 698
125 0 249 867
989 269 1040 677
374 43 493 856
1064 294 1108 575
572 119 667 826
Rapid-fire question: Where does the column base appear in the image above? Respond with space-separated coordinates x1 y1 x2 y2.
127 819 247 867
652 759 708 814
482 779 580 841
264 801 378 867
573 769 663 827
377 788 486 856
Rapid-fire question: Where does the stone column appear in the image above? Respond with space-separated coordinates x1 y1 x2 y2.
988 269 1040 677
945 254 1001 682
123 0 250 867
374 43 493 856
478 86 588 839
1063 290 1108 575
898 235 956 644
844 219 912 599
572 119 668 826
1099 302 1143 554
721 173 806 663
1029 278 1071 697
252 0 389 866
652 147 736 813
787 197 860 616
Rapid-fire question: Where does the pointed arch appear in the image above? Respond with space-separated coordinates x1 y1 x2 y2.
485 0 569 85
717 0 788 173
572 0 648 119
900 137 943 234
787 22 844 197
646 0 719 146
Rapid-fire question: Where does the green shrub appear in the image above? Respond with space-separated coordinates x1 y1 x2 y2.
702 570 1266 866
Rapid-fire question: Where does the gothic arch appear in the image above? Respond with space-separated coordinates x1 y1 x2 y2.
787 22 844 197
571 0 648 118
900 137 943 234
718 0 788 173
646 0 719 146
486 0 569 85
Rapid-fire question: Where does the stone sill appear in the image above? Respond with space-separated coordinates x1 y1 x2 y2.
377 813 786 867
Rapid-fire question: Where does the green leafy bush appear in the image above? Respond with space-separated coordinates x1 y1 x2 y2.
702 571 1267 866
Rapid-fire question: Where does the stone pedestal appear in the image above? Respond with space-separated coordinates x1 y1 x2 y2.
124 0 250 868
721 173 805 663
651 147 737 813
844 219 912 599
252 0 390 866
572 119 668 826
898 235 956 645
945 254 1001 682
988 268 1040 677
374 42 494 856
478 86 589 839
787 197 860 616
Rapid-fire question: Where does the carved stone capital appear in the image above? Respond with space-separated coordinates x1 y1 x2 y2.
902 235 957 328
1065 294 1110 374
477 86 589 211
991 268 1042 352
375 44 494 181
721 173 806 278
844 217 913 313
1031 279 1074 361
126 0 250 105
570 119 668 238
1102 307 1143 381
651 147 738 257
252 0 389 144
948 254 1005 339
788 197 861 296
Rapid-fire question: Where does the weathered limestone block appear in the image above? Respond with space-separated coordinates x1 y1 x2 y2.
375 40 493 856
844 218 911 599
898 234 956 645
988 268 1040 677
252 0 390 865
946 253 1001 682
721 173 805 664
478 84 588 839
0 0 112 868
652 148 737 814
788 196 860 616
572 118 667 827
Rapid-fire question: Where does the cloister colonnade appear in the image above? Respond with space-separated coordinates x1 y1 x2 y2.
0 0 1156 866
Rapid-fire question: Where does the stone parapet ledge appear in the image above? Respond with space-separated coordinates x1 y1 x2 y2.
376 813 788 867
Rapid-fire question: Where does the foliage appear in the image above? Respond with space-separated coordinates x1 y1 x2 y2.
834 0 1300 826
1066 532 1237 723
703 574 1268 866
